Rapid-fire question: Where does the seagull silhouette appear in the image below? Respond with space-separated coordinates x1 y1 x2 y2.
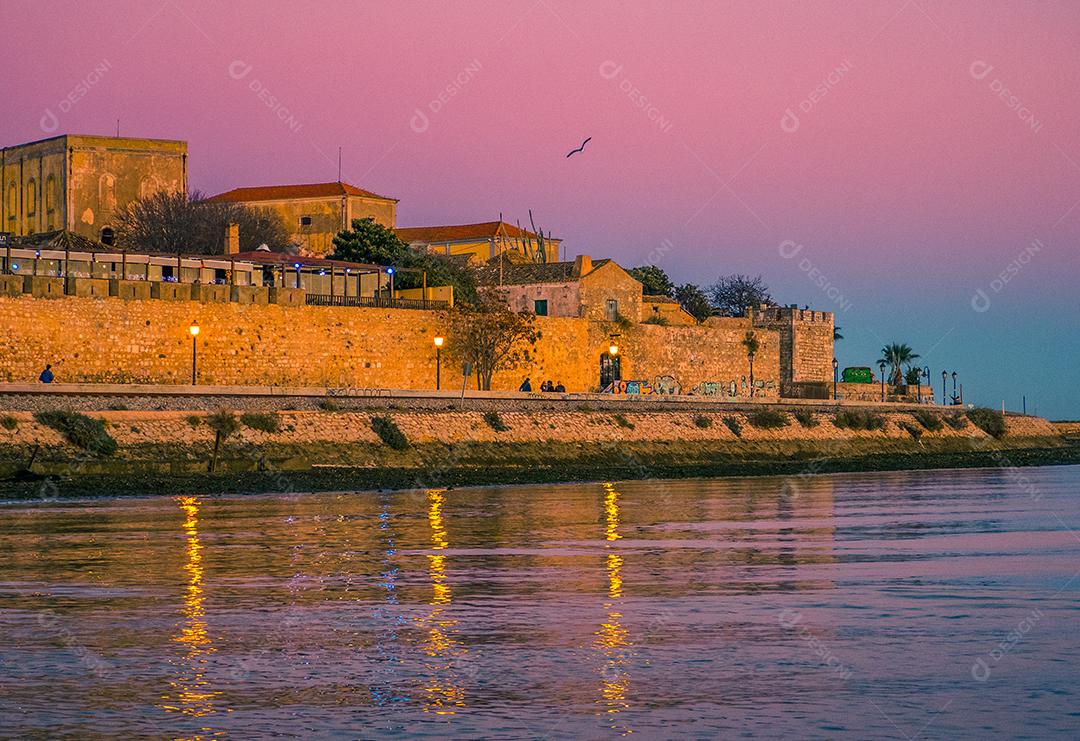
566 137 592 158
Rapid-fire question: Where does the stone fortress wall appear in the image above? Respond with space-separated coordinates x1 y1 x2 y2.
0 293 784 396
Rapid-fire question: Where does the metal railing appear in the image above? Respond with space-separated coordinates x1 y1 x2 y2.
305 294 449 310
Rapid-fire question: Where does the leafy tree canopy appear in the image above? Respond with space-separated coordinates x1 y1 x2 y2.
673 283 712 322
628 265 674 297
446 291 539 390
709 274 773 317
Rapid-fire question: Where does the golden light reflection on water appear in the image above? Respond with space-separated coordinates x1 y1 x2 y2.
162 496 224 736
596 482 632 734
421 489 467 714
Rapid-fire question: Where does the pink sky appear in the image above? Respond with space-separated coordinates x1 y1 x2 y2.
4 0 1080 416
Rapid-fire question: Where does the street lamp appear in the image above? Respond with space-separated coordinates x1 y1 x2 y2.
942 370 947 407
434 336 444 390
609 342 619 356
748 350 756 398
952 371 958 405
189 321 200 385
387 267 395 304
922 366 930 404
832 357 839 400
878 360 887 402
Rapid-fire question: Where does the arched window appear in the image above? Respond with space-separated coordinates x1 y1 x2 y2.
6 183 15 224
45 174 56 212
100 227 115 245
26 179 36 216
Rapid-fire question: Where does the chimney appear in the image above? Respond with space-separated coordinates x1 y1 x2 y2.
573 254 592 278
224 223 239 255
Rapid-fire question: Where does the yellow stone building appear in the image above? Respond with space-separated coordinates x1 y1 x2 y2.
1 134 187 243
208 181 398 256
397 220 562 263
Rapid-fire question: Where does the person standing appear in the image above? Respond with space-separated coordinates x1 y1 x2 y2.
39 364 55 383
519 377 532 392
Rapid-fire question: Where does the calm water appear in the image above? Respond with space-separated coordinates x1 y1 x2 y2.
1 466 1079 740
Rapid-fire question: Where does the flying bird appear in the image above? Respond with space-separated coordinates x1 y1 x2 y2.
566 137 592 158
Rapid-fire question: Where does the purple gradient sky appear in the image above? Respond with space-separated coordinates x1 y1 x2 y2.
4 1 1079 416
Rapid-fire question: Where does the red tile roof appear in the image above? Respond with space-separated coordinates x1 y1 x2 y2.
396 220 559 244
208 181 397 203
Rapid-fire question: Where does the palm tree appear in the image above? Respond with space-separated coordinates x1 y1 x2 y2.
880 343 920 387
833 326 843 341
742 331 760 397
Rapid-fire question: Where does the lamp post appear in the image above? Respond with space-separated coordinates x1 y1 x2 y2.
387 267 395 305
878 360 887 402
748 351 756 398
832 357 839 400
189 321 200 385
923 366 930 403
941 370 947 407
434 336 444 390
952 371 958 406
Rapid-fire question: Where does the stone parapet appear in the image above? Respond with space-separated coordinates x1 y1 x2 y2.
109 279 152 301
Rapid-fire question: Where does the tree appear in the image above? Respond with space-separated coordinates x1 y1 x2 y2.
628 265 674 297
708 274 773 317
833 326 844 341
673 283 712 322
330 217 410 265
742 330 761 397
331 217 480 306
114 190 291 254
446 291 539 390
880 343 920 386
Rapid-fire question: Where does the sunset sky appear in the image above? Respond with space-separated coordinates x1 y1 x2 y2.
4 0 1079 417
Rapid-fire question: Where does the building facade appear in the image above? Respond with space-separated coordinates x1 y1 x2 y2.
397 220 561 263
209 181 398 256
1 135 187 242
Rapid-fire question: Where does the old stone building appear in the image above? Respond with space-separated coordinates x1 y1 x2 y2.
397 220 562 263
750 305 835 395
476 253 643 321
208 181 398 256
0 134 187 243
642 295 698 325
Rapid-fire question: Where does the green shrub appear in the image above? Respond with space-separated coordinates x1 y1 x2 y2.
33 410 118 456
372 416 409 450
833 409 886 431
1 415 17 430
899 421 923 440
944 414 968 430
318 399 340 412
693 415 713 429
641 315 669 326
206 410 239 438
967 408 1006 438
186 414 202 428
240 412 281 434
722 416 743 437
793 409 818 428
107 402 129 411
577 402 595 413
746 409 789 429
483 410 509 432
911 409 943 431
612 413 635 430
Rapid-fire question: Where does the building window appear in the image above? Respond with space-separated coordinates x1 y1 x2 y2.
534 299 548 316
100 227 115 245
26 179 36 216
7 182 16 221
299 215 313 227
45 174 56 212
605 299 619 322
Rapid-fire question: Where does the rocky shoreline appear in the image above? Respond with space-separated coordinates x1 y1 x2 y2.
1 406 1075 501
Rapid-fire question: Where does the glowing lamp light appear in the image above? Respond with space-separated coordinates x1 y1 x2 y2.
189 322 200 337
10 263 18 271
609 344 619 356
434 336 444 348
293 263 301 269
386 267 395 275
35 250 41 258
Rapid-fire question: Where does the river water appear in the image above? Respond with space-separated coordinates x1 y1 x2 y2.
1 466 1078 739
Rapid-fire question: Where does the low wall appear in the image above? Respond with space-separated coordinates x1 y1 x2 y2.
0 294 782 395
